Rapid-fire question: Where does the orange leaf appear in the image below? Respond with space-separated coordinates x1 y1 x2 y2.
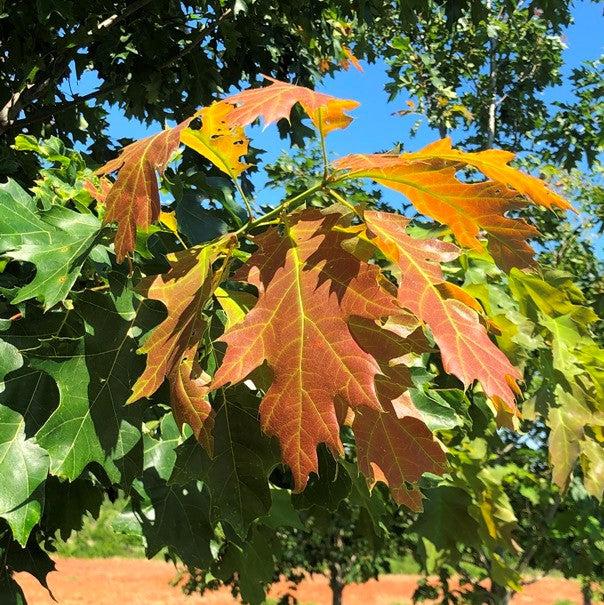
223 75 359 136
97 118 192 262
83 177 112 203
129 239 233 449
418 139 569 209
335 138 570 271
210 210 400 490
362 210 521 412
348 317 446 510
168 359 214 453
342 46 364 72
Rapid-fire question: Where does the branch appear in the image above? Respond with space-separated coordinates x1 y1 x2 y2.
515 495 561 573
4 81 123 134
3 8 233 136
495 63 539 108
0 0 155 131
158 9 232 71
235 182 325 237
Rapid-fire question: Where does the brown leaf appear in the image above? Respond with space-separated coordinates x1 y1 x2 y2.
129 238 233 450
97 118 192 262
362 210 521 412
348 317 446 510
222 75 359 136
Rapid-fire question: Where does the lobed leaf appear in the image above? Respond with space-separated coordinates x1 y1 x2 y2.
335 138 571 271
128 238 234 450
0 181 101 310
0 406 49 546
181 102 250 179
222 75 359 136
348 316 446 510
32 292 145 481
360 210 521 411
97 118 193 262
211 210 401 489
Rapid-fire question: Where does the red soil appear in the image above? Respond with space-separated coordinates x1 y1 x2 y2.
17 558 587 605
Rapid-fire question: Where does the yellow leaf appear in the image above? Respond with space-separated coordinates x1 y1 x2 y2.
215 286 256 330
181 102 250 179
159 210 178 233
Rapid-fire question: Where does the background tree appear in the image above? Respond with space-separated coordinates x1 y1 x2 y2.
0 0 574 183
385 0 568 150
0 0 519 184
379 3 603 603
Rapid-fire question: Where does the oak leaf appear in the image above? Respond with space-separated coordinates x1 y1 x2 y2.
361 210 521 411
334 139 571 271
222 75 359 136
348 317 446 510
129 239 233 449
97 118 193 262
211 210 400 489
342 47 364 72
181 102 250 179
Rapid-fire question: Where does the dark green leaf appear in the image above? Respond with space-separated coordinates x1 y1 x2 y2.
0 405 49 545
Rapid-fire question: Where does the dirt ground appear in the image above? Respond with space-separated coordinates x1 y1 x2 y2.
17 558 588 605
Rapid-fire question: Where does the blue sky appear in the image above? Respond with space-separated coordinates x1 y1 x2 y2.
95 1 602 212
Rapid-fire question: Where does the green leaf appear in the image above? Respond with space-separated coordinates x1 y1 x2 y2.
509 269 597 325
175 192 231 244
32 291 146 481
42 475 104 541
343 460 388 531
216 525 277 605
548 388 592 491
202 387 278 537
260 489 304 530
0 366 59 436
0 180 101 309
0 405 49 545
143 413 182 482
292 448 352 512
0 180 39 251
410 388 466 431
413 486 478 550
0 572 26 605
138 470 214 568
3 536 56 594
0 332 22 394
580 439 604 500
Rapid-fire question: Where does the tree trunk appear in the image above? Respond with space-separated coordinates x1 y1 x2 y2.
581 578 593 605
490 582 511 605
486 0 497 149
329 531 346 605
328 562 344 605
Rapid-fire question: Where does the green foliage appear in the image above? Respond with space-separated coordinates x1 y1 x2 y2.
0 0 519 185
53 498 144 559
0 406 49 546
385 0 565 149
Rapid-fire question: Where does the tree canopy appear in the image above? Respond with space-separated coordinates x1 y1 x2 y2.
0 3 602 605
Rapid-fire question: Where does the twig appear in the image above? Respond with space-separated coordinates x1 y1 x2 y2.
3 7 232 135
0 0 155 133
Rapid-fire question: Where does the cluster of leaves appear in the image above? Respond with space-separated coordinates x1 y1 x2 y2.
1 0 528 185
0 0 576 187
385 0 566 146
0 74 602 605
